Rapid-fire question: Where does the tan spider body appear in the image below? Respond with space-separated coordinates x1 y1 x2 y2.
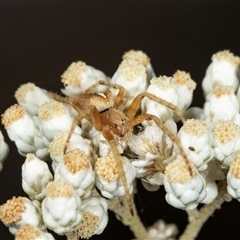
50 80 192 216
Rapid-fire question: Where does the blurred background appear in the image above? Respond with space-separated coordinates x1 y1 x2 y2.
1 1 240 239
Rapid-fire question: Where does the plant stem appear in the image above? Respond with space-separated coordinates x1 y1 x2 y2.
179 180 231 240
108 195 148 239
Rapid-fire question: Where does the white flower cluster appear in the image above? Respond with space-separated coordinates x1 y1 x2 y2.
147 219 178 240
127 50 240 210
1 49 240 239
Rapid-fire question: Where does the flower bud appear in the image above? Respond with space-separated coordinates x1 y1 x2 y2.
227 152 240 200
147 219 178 240
212 120 240 167
141 76 178 124
22 154 53 201
177 119 214 171
54 149 95 198
0 196 44 235
202 50 240 97
164 156 206 210
73 196 108 239
37 101 81 142
122 49 155 81
200 161 225 204
95 152 136 198
14 83 52 115
49 131 95 171
203 85 239 126
42 180 82 235
111 59 147 107
61 61 109 96
15 224 55 240
173 70 196 113
1 104 39 156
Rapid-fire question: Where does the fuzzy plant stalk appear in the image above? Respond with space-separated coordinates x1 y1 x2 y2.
179 179 231 240
108 193 149 239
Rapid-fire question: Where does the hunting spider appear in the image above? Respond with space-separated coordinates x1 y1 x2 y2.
50 80 192 216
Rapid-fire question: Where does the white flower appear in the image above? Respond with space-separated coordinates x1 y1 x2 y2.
147 219 178 240
111 59 147 107
48 131 95 171
41 180 82 235
14 82 52 115
37 101 82 142
15 224 55 240
122 49 155 81
1 104 39 156
22 154 53 201
173 70 196 113
128 120 177 188
141 76 178 124
94 152 136 198
60 61 109 96
227 152 240 200
203 85 239 126
177 119 214 171
0 130 9 172
183 107 205 120
212 120 240 167
73 195 108 239
236 84 240 102
202 50 240 97
200 161 225 204
164 156 206 210
54 149 95 198
0 196 44 235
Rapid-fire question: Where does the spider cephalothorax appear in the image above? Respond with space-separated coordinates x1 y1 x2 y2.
100 108 132 141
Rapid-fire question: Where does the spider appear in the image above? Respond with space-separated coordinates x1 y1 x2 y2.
50 80 192 216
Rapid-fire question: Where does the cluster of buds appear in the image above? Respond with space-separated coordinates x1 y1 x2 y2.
1 49 240 240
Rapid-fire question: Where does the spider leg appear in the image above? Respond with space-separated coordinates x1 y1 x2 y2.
127 92 185 123
130 113 193 176
49 92 103 153
48 92 69 103
85 80 126 109
63 104 102 153
102 127 134 216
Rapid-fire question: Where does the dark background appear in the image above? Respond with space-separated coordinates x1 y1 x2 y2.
1 1 240 240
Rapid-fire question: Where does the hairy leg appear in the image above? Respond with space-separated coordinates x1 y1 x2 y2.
103 127 134 216
85 80 126 108
64 105 102 153
127 92 185 123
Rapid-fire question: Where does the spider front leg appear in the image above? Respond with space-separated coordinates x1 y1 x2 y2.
63 105 102 153
102 127 134 216
130 113 193 176
127 92 186 124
